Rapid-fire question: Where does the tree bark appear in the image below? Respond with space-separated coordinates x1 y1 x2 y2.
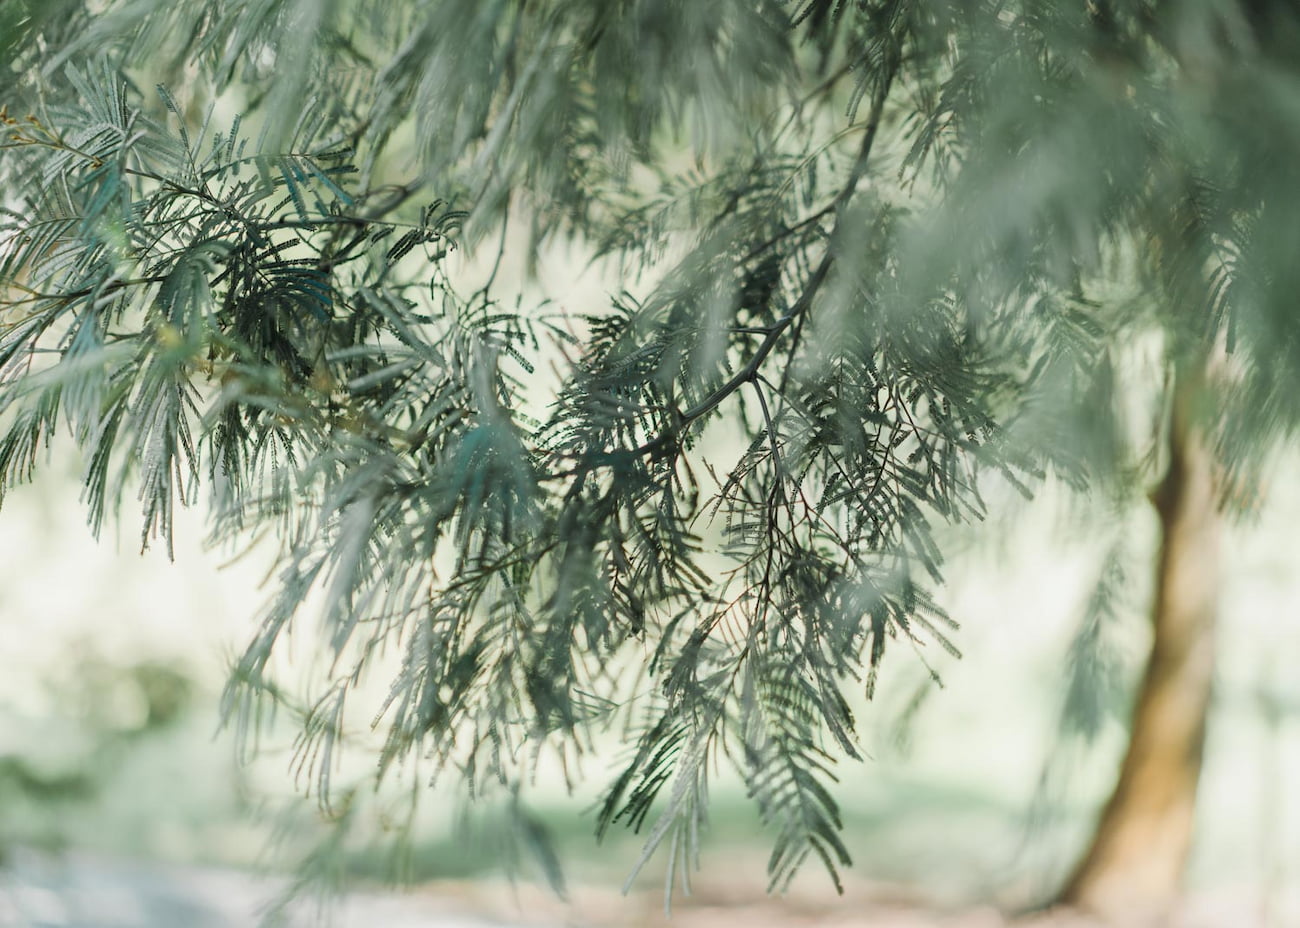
1058 369 1220 924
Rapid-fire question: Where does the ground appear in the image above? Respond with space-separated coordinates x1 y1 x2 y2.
2 851 1292 928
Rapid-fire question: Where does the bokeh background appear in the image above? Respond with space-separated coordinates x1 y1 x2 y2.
2 406 1298 926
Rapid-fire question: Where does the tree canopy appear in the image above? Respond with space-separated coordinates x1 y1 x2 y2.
3 0 1299 898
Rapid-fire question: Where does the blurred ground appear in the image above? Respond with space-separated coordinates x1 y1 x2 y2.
452 873 1300 928
2 851 1297 928
0 849 507 928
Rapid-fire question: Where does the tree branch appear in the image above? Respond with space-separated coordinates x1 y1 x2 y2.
637 61 899 455
538 61 899 484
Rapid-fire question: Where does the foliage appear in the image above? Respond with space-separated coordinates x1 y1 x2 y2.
3 0 1300 898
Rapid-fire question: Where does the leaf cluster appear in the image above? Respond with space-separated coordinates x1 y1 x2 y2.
5 0 1300 900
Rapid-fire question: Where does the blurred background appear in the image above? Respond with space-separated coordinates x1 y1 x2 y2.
2 431 1298 926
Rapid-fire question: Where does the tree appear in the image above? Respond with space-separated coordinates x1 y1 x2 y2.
2 0 1298 917
1055 356 1223 923
1032 4 1300 914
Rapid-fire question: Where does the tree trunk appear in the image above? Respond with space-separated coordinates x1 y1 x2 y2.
1058 370 1220 924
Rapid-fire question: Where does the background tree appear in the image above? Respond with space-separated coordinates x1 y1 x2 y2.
2 0 1299 919
982 3 1300 919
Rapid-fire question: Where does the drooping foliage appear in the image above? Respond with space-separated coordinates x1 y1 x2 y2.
3 0 1300 896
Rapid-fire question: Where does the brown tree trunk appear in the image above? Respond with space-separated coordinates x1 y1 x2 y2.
1058 370 1220 924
